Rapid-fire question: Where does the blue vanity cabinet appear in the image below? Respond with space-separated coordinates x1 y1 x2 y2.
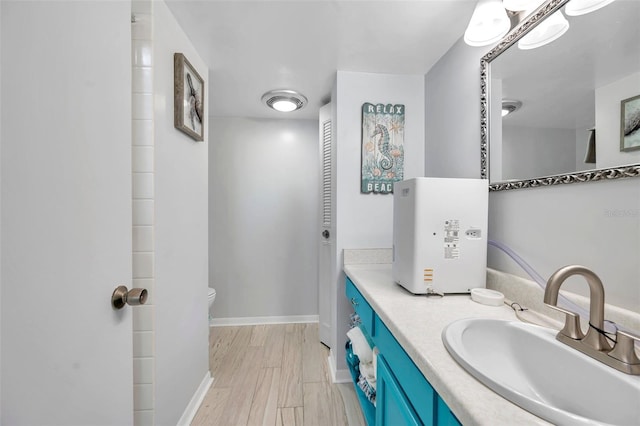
345 278 377 425
374 315 436 424
346 277 376 337
437 396 462 426
376 355 421 426
345 277 462 426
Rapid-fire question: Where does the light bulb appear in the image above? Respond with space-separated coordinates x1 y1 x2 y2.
518 10 569 50
464 0 511 47
272 100 297 112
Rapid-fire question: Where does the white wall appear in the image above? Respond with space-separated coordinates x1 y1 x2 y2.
153 2 209 424
332 71 425 372
502 126 576 179
489 178 640 311
209 117 319 320
425 39 484 179
0 0 3 413
425 40 640 313
596 72 640 168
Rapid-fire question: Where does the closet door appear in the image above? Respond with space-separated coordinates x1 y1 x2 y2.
318 103 334 346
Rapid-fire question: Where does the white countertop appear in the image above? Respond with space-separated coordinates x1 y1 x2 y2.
344 263 551 426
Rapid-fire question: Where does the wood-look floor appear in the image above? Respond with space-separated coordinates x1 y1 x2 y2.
192 323 365 426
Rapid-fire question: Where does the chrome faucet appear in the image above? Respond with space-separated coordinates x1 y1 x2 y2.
544 265 640 375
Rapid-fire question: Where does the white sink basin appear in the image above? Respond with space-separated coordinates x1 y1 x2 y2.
442 318 640 425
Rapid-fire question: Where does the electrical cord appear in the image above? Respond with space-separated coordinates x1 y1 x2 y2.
589 322 618 345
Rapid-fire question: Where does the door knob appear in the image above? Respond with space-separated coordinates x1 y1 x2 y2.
322 230 330 239
112 285 148 309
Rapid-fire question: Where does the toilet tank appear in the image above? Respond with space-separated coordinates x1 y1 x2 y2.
392 178 488 295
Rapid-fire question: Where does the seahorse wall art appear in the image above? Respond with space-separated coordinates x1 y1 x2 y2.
361 102 405 194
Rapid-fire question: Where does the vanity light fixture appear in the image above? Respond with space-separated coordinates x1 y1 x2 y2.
517 9 569 50
261 89 308 112
565 0 616 16
463 0 511 47
502 100 522 117
467 0 612 50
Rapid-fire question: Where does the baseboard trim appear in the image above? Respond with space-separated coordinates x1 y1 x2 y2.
210 315 319 326
176 371 213 426
327 350 352 384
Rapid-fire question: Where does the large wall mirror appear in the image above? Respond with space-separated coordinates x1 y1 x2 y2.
480 0 640 191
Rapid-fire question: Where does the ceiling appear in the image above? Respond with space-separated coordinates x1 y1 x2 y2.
164 0 477 120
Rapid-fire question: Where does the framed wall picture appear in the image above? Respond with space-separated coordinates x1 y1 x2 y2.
361 102 405 194
174 53 204 142
621 94 640 152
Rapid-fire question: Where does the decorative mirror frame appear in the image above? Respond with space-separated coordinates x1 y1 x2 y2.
480 0 640 191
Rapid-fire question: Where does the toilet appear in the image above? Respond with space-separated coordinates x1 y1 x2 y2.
207 287 216 325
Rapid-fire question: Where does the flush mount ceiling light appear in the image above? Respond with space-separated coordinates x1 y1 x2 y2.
261 90 308 112
502 100 522 117
464 0 511 47
565 0 616 16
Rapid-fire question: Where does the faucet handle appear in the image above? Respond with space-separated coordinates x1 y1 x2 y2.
608 329 640 365
545 304 585 340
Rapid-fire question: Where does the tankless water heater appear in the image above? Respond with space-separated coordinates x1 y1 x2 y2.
392 178 488 294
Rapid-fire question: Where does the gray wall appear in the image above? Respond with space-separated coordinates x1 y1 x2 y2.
209 117 319 320
502 126 576 180
425 39 640 312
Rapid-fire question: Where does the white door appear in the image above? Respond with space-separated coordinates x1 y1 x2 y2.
318 104 334 346
1 2 134 424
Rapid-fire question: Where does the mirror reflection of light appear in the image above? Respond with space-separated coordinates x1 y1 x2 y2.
565 0 616 16
501 100 522 117
518 10 569 50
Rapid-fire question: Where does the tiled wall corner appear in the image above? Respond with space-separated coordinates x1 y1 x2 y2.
132 2 155 425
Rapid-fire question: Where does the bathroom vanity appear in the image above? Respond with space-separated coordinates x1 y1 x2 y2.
344 263 551 425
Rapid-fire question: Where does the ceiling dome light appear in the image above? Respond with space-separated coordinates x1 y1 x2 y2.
272 100 298 112
502 99 522 117
464 0 511 47
517 10 569 50
261 90 307 112
565 0 616 16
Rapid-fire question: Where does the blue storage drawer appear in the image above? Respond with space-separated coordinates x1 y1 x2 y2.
374 315 437 424
346 278 376 337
